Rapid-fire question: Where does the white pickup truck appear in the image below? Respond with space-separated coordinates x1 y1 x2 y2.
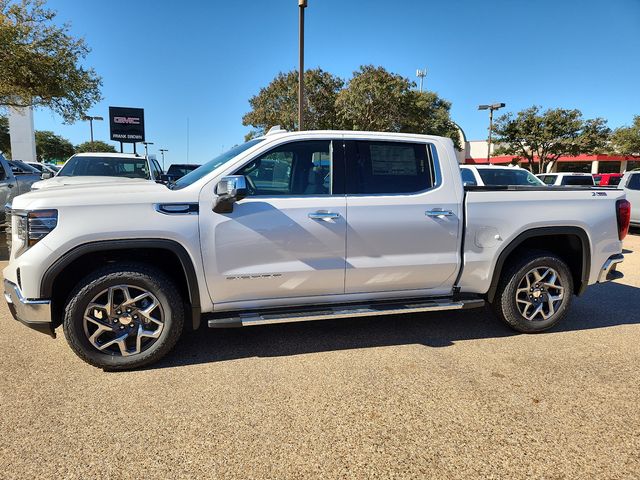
3 129 631 370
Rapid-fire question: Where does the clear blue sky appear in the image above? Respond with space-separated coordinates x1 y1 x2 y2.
34 0 640 166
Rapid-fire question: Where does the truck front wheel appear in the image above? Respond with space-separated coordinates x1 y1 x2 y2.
493 250 574 333
63 263 184 370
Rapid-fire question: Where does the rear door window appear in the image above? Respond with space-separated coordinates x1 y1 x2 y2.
461 168 477 186
345 141 434 195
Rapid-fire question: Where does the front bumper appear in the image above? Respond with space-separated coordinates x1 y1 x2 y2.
3 279 55 337
597 254 624 283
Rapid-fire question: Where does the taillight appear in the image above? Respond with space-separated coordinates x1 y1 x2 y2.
616 199 631 240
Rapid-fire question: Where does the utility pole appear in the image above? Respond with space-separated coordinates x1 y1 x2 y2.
298 0 307 131
416 68 427 93
82 115 103 142
478 103 506 165
159 148 168 171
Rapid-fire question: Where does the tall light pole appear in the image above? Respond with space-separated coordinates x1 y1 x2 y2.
142 141 154 158
416 68 427 93
298 0 307 131
159 148 168 171
82 115 103 143
478 103 506 164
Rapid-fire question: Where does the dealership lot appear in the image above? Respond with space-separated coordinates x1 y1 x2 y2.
0 232 638 479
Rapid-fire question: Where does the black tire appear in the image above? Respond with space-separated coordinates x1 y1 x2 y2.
63 263 184 370
492 250 574 333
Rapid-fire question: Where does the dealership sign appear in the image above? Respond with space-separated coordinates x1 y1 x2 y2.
109 106 145 142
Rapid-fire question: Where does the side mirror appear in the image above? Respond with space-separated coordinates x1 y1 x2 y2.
159 174 171 183
213 175 247 213
41 172 52 180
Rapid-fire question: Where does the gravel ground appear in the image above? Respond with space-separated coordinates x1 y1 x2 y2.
0 232 639 479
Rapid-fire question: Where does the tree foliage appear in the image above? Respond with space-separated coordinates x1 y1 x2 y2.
35 130 74 161
493 106 610 173
75 140 116 153
242 68 343 139
0 0 102 123
243 65 460 148
610 115 640 156
0 115 9 156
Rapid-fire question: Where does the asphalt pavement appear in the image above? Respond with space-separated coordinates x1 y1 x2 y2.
0 232 639 479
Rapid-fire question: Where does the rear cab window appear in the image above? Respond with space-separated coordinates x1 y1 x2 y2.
561 175 594 186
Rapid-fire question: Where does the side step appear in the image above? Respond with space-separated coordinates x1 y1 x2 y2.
207 297 485 328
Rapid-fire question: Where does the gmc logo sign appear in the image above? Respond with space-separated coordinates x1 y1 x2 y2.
109 106 145 143
114 116 140 125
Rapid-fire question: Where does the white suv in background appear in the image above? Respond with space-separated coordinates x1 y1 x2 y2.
31 153 165 190
460 165 544 187
537 173 595 186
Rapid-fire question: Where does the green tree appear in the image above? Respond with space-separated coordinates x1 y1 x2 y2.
75 140 116 153
0 0 102 123
610 115 640 156
336 65 412 132
35 130 74 161
493 106 610 174
242 68 344 139
0 115 9 157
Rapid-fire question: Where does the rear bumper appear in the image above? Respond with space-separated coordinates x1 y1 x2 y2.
597 254 624 283
3 279 55 337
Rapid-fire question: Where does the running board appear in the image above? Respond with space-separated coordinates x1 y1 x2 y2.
207 298 485 328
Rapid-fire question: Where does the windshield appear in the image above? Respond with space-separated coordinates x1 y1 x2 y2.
172 139 264 189
477 168 544 186
59 156 150 178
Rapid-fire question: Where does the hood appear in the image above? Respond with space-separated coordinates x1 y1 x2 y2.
11 179 194 211
31 176 149 190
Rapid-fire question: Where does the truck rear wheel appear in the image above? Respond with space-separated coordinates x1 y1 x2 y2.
493 250 573 333
63 263 184 370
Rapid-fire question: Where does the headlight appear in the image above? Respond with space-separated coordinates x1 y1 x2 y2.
14 209 58 250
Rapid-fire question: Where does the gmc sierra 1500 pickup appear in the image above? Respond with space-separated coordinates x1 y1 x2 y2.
3 129 631 370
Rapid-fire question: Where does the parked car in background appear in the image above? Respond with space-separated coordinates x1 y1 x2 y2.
620 171 640 226
8 160 41 175
31 153 165 190
593 173 623 186
3 129 629 370
162 163 199 182
25 161 59 177
537 173 595 186
460 165 544 186
0 154 40 222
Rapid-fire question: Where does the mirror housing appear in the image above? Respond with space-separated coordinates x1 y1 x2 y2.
159 174 171 183
213 175 248 213
41 172 52 180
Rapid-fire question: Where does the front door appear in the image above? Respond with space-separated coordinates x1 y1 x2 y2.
200 138 347 308
343 139 461 295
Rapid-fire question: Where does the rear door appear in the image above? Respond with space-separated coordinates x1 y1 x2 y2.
343 139 461 295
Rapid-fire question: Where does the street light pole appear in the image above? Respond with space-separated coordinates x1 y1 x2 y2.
478 103 506 165
142 141 154 158
82 115 103 143
159 148 168 171
298 0 307 131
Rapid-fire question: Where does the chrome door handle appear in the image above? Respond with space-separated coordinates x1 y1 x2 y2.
308 211 340 221
426 210 454 217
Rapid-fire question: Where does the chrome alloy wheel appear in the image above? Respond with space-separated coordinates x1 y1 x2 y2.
83 285 164 356
515 267 564 321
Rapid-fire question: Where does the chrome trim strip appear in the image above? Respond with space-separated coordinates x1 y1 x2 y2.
154 203 199 215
